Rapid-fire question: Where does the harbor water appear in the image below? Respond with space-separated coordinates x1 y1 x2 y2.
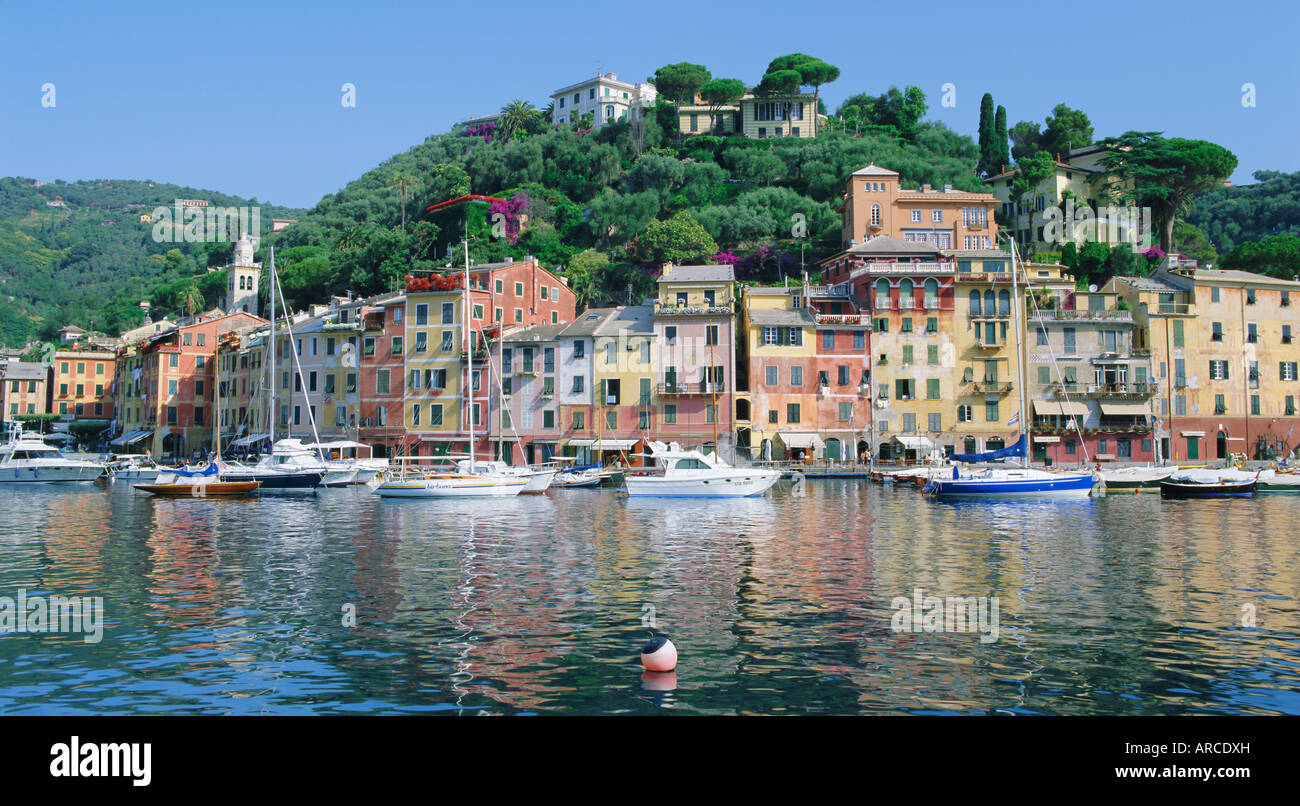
1 479 1298 715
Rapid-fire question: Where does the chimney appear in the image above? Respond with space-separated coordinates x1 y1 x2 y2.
922 184 931 191
943 184 952 192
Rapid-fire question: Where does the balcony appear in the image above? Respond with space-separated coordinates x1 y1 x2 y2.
1031 308 1133 323
1049 381 1156 398
972 339 1004 350
971 381 1013 395
654 302 733 316
814 313 867 326
968 309 1011 320
657 381 722 396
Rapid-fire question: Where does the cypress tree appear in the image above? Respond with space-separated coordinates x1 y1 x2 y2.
994 105 1009 175
977 93 995 176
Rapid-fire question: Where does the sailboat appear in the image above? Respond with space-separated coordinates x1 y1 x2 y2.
373 240 526 498
924 240 1099 500
134 349 261 496
218 247 325 492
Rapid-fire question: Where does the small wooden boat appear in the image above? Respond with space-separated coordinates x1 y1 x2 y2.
134 480 261 497
1159 479 1255 498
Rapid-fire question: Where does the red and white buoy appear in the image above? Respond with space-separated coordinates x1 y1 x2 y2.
640 636 677 672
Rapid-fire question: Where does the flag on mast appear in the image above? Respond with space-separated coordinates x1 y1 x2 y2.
1007 412 1020 427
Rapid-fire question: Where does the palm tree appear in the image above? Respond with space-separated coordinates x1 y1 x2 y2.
388 173 419 231
498 99 536 141
336 224 368 252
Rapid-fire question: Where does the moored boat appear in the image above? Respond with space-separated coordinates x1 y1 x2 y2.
133 462 262 497
1159 479 1256 498
0 424 104 483
623 442 780 498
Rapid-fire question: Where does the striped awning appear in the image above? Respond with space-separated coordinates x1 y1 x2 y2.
110 429 152 448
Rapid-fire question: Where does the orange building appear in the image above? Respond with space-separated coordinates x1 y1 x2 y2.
50 348 116 422
838 164 1000 251
113 310 265 460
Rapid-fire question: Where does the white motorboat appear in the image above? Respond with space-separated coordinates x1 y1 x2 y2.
305 440 388 484
623 442 781 498
0 424 104 483
219 439 327 491
107 454 172 481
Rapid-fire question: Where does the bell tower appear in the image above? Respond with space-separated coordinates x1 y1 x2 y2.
226 236 262 315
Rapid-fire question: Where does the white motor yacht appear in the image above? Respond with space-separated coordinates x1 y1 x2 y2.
0 424 104 483
623 442 780 498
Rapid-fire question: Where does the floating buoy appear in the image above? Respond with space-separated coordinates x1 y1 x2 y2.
641 636 677 672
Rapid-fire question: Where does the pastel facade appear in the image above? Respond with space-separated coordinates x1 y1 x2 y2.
1027 272 1156 465
675 91 819 139
551 73 657 128
2 362 49 423
654 264 736 451
985 144 1139 254
739 283 870 461
952 252 1029 457
836 165 999 252
113 311 265 459
357 294 407 456
51 349 115 422
1112 264 1300 461
403 259 576 458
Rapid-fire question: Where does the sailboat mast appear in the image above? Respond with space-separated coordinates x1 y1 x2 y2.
1010 239 1029 468
268 247 276 443
464 239 474 467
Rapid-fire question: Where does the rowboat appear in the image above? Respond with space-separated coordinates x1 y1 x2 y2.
1159 479 1255 498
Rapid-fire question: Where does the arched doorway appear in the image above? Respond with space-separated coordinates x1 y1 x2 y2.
986 437 1006 451
857 440 869 463
162 433 185 461
825 438 842 461
1216 431 1228 459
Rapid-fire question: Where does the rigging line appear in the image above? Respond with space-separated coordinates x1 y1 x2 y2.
273 272 326 458
1014 244 1093 465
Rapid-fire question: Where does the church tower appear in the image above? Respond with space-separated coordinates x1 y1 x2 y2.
226 236 262 315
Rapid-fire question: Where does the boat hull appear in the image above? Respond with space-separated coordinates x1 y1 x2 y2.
218 468 324 490
1257 480 1300 494
134 480 261 497
0 464 103 483
624 470 780 498
1160 480 1256 498
373 478 527 498
927 473 1097 499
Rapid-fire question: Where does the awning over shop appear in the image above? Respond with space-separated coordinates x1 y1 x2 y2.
1099 402 1151 417
1032 399 1061 415
231 433 270 447
889 435 934 451
1059 401 1090 416
110 429 152 448
777 432 825 449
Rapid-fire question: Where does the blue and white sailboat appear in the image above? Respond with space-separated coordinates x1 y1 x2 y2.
925 242 1099 500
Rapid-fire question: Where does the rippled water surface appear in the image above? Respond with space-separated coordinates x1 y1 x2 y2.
1 479 1298 715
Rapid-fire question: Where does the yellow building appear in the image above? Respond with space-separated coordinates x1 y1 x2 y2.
951 251 1036 456
1112 262 1300 460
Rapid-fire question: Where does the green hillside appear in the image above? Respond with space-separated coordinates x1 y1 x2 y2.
0 177 303 346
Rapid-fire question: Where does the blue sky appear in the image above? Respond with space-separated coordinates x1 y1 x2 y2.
2 0 1295 209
